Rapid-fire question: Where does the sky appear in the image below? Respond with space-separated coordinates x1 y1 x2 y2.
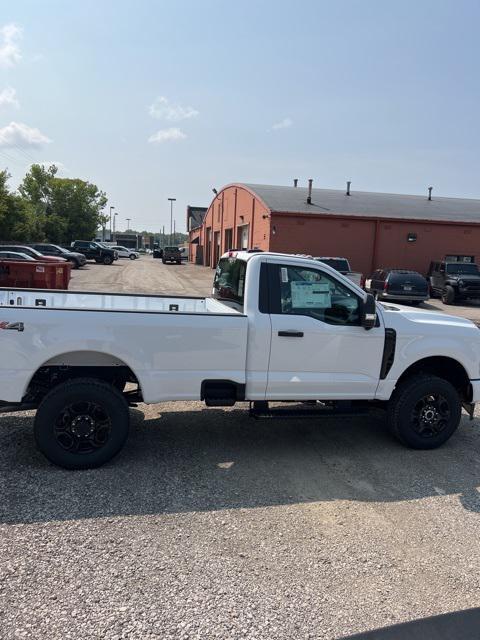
0 0 479 234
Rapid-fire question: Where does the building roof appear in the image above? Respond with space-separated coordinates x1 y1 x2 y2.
241 183 480 224
187 206 207 230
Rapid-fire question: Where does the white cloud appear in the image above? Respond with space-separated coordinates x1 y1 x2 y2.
0 23 22 69
149 96 199 122
148 127 187 144
0 121 51 148
0 87 19 109
271 117 293 130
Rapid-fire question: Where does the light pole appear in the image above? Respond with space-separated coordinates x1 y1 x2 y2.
113 212 118 237
126 218 131 231
168 198 176 245
109 206 115 239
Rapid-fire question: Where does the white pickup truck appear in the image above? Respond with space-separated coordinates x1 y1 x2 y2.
1 250 479 469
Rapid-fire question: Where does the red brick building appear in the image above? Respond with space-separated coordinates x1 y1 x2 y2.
189 181 480 275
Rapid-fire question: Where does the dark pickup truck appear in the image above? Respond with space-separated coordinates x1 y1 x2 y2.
428 259 480 304
71 241 118 265
162 246 182 264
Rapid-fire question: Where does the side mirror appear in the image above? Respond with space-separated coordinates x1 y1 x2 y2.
361 293 377 330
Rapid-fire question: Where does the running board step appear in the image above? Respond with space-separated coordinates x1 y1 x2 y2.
249 401 369 420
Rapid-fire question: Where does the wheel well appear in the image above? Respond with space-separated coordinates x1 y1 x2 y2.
397 356 471 401
24 363 141 404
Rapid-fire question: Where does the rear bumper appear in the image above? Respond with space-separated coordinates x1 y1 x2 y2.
378 292 429 302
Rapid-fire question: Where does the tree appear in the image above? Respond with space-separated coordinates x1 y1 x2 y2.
19 164 108 243
0 170 43 241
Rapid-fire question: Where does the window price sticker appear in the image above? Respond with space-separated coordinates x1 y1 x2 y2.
291 281 330 308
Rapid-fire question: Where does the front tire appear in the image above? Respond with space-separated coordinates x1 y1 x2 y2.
442 285 455 305
34 378 130 469
387 374 461 449
103 255 113 265
129 254 136 260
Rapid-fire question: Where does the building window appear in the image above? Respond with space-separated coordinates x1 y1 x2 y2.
407 232 417 243
224 228 233 251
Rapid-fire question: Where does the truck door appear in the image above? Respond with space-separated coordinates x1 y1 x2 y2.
265 261 385 400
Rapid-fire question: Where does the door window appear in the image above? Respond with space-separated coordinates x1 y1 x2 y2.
273 264 361 326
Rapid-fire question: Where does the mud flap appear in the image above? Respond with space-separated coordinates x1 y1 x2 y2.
462 402 475 420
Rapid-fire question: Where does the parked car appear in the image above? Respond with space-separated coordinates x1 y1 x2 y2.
113 245 139 260
0 245 67 263
0 251 36 261
162 246 182 264
153 248 163 259
314 257 363 287
367 269 429 305
70 241 117 265
428 259 480 304
32 243 87 269
1 250 479 469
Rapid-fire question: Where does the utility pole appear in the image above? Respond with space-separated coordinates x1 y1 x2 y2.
173 219 176 245
126 218 131 231
162 225 165 248
113 212 118 236
168 198 176 245
109 206 115 239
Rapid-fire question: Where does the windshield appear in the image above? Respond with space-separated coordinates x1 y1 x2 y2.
164 246 179 251
213 257 247 308
446 263 479 274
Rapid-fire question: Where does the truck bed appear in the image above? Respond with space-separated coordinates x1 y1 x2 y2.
0 288 235 315
0 286 248 405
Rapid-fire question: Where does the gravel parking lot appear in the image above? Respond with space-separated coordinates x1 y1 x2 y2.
2 256 480 639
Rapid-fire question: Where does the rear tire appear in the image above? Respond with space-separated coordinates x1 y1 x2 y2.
71 259 80 269
103 255 113 265
176 260 181 265
162 259 166 264
34 378 129 469
387 374 461 449
442 285 455 305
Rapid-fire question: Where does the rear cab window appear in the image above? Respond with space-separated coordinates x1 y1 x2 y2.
213 257 247 310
